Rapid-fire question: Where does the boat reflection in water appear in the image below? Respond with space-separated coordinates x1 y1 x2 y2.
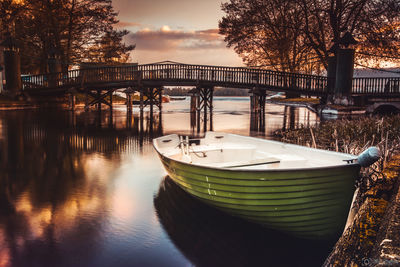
154 176 334 267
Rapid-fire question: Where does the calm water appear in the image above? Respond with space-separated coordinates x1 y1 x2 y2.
0 98 333 267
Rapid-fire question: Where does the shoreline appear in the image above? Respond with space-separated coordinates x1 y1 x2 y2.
275 115 400 266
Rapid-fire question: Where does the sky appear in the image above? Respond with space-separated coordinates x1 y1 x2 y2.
112 0 243 66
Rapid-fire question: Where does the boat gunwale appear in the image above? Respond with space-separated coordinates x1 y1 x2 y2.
157 150 359 174
153 132 360 173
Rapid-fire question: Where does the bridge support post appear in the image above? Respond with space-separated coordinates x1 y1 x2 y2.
189 86 213 133
209 90 214 131
250 88 266 133
123 86 135 114
324 55 337 104
70 94 75 111
1 35 22 95
157 87 163 125
333 48 355 105
282 106 298 131
127 93 132 111
126 109 132 129
109 90 113 112
149 88 154 118
97 90 102 112
67 88 77 111
201 87 213 132
84 89 89 111
139 87 144 132
149 88 154 133
189 90 198 133
196 89 201 133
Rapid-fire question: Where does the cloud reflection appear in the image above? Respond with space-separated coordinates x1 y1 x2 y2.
0 110 159 266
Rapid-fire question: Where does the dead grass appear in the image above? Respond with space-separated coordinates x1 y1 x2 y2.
275 115 400 189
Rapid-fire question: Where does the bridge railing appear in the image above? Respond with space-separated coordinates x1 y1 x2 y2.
22 69 83 89
352 77 400 95
21 63 328 93
137 63 328 93
82 65 139 84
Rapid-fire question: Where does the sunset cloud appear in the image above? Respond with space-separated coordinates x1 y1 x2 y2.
113 0 242 66
115 21 142 28
127 26 226 51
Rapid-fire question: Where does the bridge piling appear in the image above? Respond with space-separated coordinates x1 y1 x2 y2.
209 90 214 131
149 88 154 126
2 35 22 95
189 91 197 133
189 86 213 133
140 88 144 126
157 87 163 124
68 93 75 111
97 90 102 112
123 87 135 113
333 48 355 105
127 93 132 112
84 89 89 111
67 88 77 111
109 91 113 113
126 110 132 129
250 88 266 133
324 56 337 104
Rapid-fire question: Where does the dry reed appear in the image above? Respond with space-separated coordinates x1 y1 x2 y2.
275 115 400 189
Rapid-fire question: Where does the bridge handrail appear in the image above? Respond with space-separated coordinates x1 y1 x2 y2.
20 63 329 93
138 62 328 78
352 76 400 95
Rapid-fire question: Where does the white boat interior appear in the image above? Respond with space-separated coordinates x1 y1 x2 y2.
153 132 357 170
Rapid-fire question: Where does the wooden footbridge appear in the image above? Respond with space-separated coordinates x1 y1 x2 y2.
22 61 330 95
21 61 400 96
19 61 400 132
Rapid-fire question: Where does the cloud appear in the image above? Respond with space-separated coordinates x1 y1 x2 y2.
123 25 243 66
115 21 142 28
126 26 226 51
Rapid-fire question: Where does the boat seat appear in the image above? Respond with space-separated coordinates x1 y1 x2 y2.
211 157 281 168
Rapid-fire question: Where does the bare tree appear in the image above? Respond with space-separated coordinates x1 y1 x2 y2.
219 0 312 72
299 0 400 68
220 0 400 71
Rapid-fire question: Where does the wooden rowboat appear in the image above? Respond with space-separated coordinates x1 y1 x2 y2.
153 132 378 239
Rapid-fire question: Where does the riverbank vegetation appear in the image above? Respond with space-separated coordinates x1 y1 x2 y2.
275 115 400 266
275 115 400 174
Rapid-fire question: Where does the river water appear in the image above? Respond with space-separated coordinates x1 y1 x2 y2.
0 97 334 267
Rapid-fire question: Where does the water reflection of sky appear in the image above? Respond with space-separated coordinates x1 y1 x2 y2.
161 97 317 136
0 99 326 267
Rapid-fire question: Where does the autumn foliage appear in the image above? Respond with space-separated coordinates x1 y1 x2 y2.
0 0 135 74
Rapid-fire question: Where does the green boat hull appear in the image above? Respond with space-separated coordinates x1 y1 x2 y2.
158 153 360 240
